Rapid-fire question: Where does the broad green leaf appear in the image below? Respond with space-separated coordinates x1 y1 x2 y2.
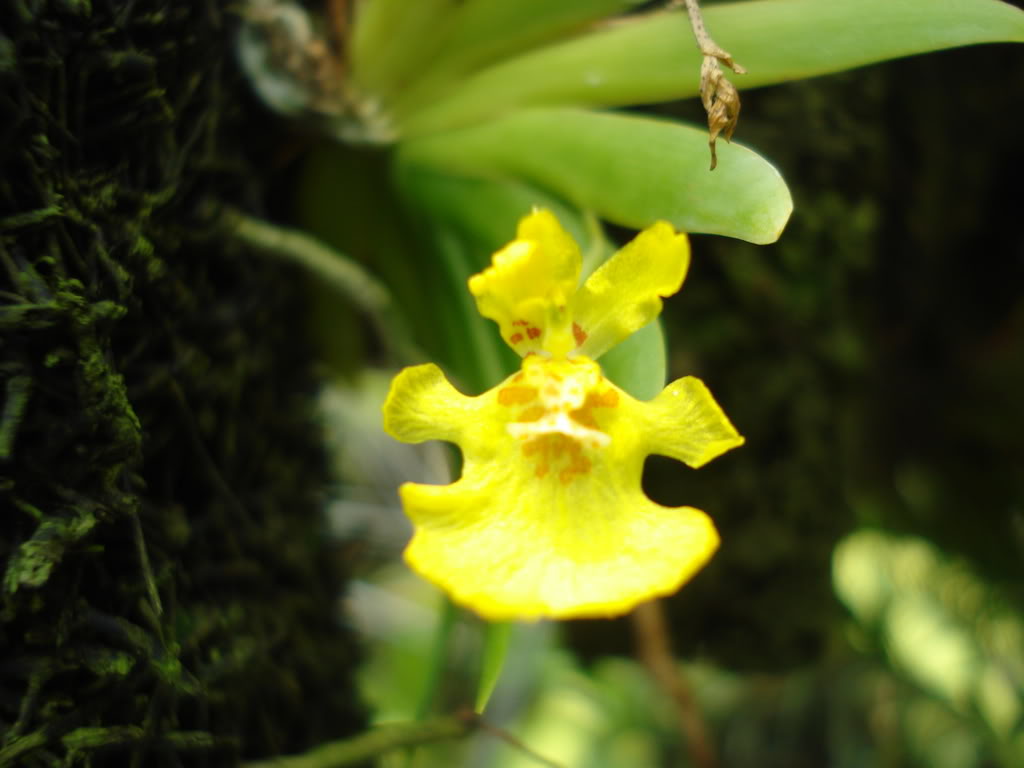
394 161 601 268
295 143 432 371
390 0 644 120
397 0 1024 136
399 108 793 244
351 0 463 100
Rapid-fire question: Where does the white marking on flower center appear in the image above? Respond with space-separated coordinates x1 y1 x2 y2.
507 411 610 448
505 363 611 448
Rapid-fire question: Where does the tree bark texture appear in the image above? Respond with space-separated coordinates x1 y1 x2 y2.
1 2 365 766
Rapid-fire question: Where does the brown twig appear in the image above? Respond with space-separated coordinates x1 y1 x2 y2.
670 0 745 170
631 600 717 768
473 714 566 768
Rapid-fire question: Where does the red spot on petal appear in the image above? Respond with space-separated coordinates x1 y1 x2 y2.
512 319 529 326
509 332 524 344
527 327 541 339
573 322 587 347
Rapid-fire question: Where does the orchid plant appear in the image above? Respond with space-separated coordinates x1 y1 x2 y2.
237 0 1024 742
383 209 743 620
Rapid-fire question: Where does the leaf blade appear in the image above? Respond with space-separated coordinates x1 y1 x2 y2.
475 621 512 713
399 0 1024 136
399 108 793 244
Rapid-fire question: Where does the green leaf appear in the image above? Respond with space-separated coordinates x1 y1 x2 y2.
600 320 667 401
295 143 434 371
395 161 601 266
475 621 512 713
398 0 1024 136
351 0 464 100
399 108 792 244
390 0 644 120
833 529 1024 752
415 596 460 719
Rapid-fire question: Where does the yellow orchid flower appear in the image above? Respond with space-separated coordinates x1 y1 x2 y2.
382 209 743 620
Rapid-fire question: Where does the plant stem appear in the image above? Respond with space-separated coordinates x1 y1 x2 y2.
415 595 460 720
632 599 717 768
242 710 565 768
243 716 473 768
214 204 423 364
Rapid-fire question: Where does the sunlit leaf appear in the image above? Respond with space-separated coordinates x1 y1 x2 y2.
399 108 792 244
833 529 1024 751
398 0 1024 136
354 0 643 113
351 0 463 100
390 0 644 119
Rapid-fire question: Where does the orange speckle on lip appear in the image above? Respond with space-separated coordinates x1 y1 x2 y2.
509 332 524 345
570 408 598 429
559 453 591 484
527 327 541 340
498 385 538 405
516 405 545 423
570 388 618 430
591 389 619 409
520 433 592 485
573 322 587 347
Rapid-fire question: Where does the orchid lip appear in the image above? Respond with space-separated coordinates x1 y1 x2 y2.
507 411 611 448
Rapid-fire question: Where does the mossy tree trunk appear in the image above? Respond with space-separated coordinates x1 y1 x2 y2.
1 3 364 766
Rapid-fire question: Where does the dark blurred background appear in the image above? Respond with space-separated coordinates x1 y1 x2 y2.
571 37 1024 677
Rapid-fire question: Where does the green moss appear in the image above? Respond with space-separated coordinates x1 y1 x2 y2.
0 1 365 765
4 512 99 593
